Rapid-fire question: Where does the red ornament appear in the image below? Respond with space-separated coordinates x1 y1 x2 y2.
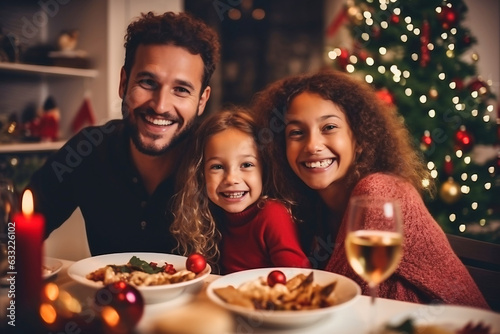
390 14 399 24
95 281 144 333
462 33 472 46
455 126 474 152
468 78 489 97
444 155 453 176
186 253 207 274
451 78 464 90
438 6 458 29
376 88 395 105
336 48 350 69
267 270 287 287
420 131 432 151
420 19 431 67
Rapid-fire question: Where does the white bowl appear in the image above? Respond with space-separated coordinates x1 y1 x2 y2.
67 252 211 304
206 267 361 327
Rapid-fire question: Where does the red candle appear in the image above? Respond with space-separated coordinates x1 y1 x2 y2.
12 189 45 327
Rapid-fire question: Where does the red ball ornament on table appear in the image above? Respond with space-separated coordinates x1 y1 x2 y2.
95 281 144 333
186 253 207 274
267 270 287 287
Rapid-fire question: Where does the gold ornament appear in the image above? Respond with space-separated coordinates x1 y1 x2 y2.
471 52 479 62
429 87 438 99
439 178 461 204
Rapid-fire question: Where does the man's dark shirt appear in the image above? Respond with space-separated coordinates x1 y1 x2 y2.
28 120 178 255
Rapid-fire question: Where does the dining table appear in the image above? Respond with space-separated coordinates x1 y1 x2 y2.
1 257 500 333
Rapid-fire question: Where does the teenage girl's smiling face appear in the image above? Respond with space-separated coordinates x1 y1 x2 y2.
204 128 263 213
285 91 357 194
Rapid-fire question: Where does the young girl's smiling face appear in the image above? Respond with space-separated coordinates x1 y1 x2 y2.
285 91 358 194
204 128 263 213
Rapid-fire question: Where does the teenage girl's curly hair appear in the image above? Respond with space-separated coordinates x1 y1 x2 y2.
170 108 275 268
251 69 434 213
123 11 220 92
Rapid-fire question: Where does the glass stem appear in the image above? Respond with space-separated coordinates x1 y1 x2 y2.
368 284 379 334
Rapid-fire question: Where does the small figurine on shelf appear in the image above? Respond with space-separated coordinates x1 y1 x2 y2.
58 29 79 51
21 102 41 142
39 96 60 142
48 29 90 68
0 113 21 143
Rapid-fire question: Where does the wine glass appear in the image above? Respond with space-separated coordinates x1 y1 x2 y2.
0 177 18 278
344 196 403 333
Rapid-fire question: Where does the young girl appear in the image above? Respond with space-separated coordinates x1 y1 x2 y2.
252 69 489 309
171 108 311 274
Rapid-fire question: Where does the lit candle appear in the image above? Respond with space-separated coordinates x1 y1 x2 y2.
13 189 45 328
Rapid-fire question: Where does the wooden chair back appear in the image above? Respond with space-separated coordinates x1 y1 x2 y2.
446 233 500 311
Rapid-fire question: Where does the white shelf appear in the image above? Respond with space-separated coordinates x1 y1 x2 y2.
0 141 65 153
0 62 98 78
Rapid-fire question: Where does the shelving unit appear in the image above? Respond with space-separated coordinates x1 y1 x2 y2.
0 62 98 78
0 62 97 153
0 140 65 154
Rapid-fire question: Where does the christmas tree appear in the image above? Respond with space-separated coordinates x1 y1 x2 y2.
327 0 499 242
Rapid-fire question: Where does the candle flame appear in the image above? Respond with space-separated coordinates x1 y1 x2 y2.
21 189 34 216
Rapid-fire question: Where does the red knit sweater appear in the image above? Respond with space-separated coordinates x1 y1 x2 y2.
219 199 311 274
325 173 489 309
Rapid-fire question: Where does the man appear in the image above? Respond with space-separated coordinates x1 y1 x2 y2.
28 11 220 255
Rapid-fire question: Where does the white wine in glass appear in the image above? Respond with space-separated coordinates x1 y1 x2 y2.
345 196 403 332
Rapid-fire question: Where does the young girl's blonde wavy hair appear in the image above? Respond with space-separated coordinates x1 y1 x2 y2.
170 107 277 269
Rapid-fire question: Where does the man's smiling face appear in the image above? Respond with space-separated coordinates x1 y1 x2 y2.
119 44 210 155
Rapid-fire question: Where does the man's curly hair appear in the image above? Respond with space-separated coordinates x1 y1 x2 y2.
123 11 220 92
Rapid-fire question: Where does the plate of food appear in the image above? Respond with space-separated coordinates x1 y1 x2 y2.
206 267 361 327
67 252 211 304
380 304 500 334
43 257 63 279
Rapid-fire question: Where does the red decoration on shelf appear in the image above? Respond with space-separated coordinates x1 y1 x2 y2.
39 96 60 142
455 126 474 152
71 97 96 133
420 19 430 67
438 6 458 29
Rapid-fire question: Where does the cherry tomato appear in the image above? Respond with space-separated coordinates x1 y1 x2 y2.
267 270 286 287
186 253 207 274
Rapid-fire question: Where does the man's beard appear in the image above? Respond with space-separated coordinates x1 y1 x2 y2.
121 99 198 156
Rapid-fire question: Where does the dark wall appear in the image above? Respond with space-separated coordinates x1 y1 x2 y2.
185 0 325 108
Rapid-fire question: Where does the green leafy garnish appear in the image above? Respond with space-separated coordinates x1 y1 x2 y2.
128 256 164 274
385 318 416 334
